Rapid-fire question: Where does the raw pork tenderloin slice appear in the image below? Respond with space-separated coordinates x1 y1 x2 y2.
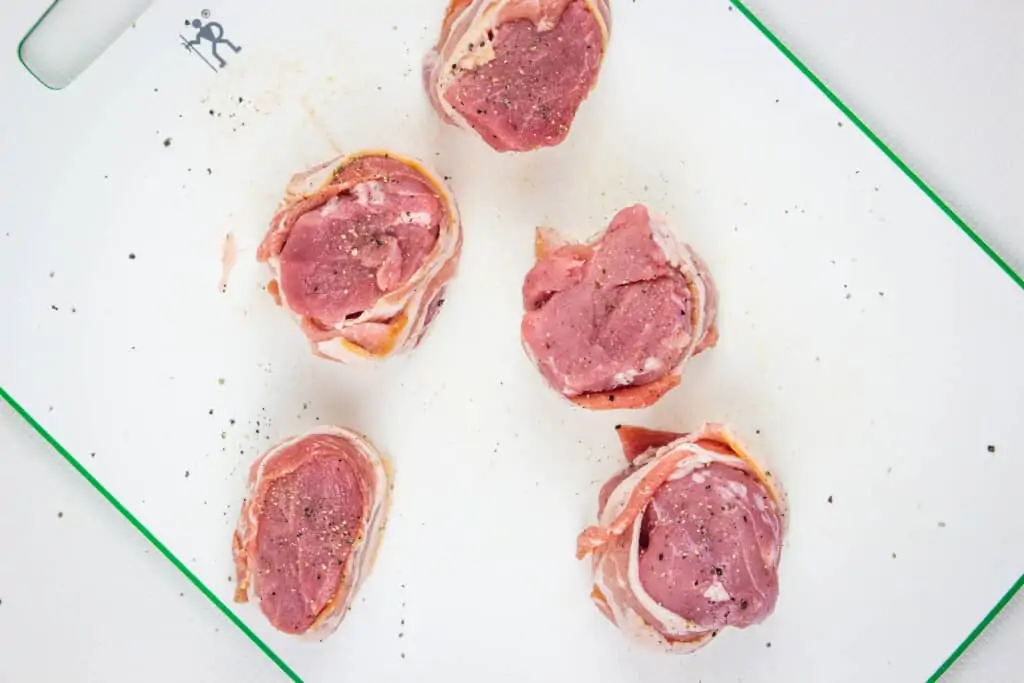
424 0 612 152
521 204 718 409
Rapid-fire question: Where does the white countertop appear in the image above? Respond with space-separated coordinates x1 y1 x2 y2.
1 1 1020 680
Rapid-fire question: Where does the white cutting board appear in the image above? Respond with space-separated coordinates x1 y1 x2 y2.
1 1 1021 681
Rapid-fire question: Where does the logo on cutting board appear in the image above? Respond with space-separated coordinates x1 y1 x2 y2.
179 9 241 73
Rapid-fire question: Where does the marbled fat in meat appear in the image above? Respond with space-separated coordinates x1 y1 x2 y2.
638 462 781 631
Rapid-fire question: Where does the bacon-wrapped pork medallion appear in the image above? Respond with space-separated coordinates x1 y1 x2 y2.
424 0 612 152
578 423 786 652
521 204 718 409
233 427 391 638
257 150 462 362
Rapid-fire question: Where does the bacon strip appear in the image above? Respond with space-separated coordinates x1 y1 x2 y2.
576 446 694 559
569 374 682 411
614 425 686 462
